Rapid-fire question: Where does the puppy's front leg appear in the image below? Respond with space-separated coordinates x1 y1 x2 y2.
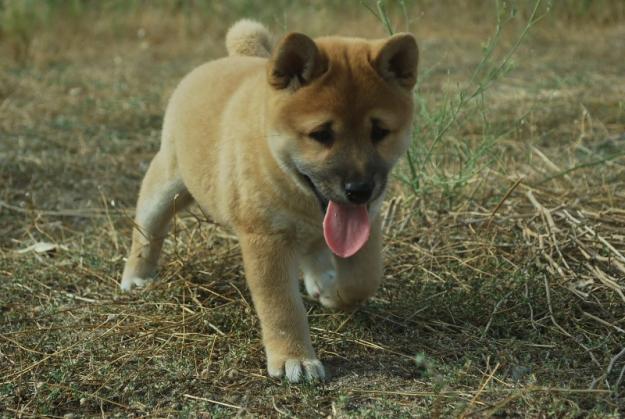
303 217 383 311
239 232 325 383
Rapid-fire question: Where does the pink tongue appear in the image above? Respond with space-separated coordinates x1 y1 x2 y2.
323 201 370 258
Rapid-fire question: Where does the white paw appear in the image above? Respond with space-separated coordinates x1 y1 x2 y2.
120 275 152 292
304 270 336 300
268 358 326 383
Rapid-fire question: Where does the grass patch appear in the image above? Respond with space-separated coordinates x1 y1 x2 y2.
1 0 625 416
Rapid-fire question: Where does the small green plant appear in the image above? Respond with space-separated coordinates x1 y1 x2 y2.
367 0 548 209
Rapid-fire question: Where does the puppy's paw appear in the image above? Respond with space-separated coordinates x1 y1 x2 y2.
304 270 350 309
304 270 336 300
120 275 152 292
268 358 326 383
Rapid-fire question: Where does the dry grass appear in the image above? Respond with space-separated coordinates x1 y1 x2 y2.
1 1 625 417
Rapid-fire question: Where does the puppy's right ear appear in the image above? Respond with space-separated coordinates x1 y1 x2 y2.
267 33 326 90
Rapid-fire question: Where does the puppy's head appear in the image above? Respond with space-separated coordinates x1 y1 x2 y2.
265 32 418 211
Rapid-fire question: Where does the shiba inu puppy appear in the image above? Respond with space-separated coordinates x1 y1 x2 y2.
121 19 418 382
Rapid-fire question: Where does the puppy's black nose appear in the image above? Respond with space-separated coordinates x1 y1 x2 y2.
344 181 374 204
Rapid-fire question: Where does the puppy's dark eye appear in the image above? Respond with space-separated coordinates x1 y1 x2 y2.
309 128 334 145
371 121 390 143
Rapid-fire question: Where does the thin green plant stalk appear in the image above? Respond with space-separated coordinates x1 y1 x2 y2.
367 0 549 206
421 0 547 172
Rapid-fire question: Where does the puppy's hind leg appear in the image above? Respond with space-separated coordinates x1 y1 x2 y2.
121 152 192 291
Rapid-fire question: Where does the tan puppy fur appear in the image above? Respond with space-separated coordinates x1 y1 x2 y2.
121 20 418 382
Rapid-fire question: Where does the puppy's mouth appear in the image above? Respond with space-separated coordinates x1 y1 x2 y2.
299 173 329 213
296 170 373 259
297 170 382 213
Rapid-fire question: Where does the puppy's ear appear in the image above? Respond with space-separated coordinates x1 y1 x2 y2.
268 33 326 90
372 33 418 90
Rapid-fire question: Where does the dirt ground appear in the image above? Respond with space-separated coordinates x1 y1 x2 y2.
1 1 624 417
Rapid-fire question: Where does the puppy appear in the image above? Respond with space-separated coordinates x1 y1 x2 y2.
121 19 418 382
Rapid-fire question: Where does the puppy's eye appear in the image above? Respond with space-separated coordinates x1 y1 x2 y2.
371 121 390 143
309 128 334 145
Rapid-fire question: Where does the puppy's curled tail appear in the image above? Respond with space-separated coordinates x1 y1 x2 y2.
225 19 272 58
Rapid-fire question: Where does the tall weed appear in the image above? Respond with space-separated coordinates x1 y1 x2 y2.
368 0 547 209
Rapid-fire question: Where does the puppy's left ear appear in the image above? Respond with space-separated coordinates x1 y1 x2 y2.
372 33 419 90
268 32 327 90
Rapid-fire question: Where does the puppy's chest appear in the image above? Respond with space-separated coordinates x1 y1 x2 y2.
292 216 325 251
259 206 324 251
